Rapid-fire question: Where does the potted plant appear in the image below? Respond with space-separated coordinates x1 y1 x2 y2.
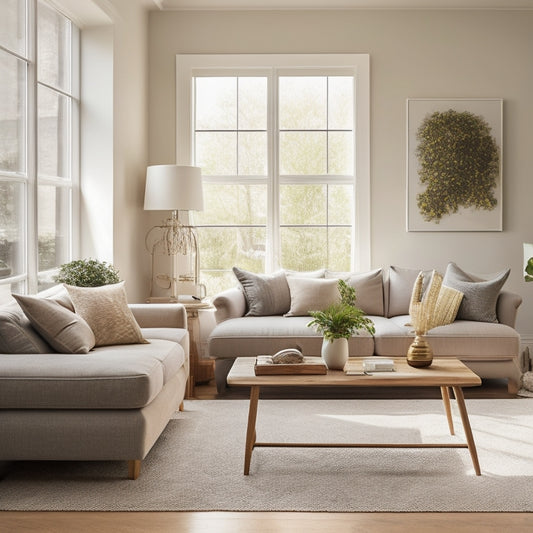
307 279 375 369
54 258 120 287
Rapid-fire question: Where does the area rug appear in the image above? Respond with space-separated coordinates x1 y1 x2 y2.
1 398 533 512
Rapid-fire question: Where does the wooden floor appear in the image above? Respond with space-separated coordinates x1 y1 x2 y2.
2 378 530 533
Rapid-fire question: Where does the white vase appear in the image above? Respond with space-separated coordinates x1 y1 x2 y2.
321 337 349 370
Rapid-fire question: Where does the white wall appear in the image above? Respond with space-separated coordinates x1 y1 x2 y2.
145 8 533 340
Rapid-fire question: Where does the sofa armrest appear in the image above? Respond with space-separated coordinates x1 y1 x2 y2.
496 291 522 328
212 288 246 324
129 303 187 329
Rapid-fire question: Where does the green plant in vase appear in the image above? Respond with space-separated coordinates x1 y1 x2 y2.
54 258 120 287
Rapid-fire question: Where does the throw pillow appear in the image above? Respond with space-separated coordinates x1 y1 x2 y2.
65 281 148 346
388 266 431 317
285 268 326 278
12 294 95 354
0 302 52 354
285 277 341 317
432 285 464 328
326 268 384 316
442 262 510 323
232 267 291 316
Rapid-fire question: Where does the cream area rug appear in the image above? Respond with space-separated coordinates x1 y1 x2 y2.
1 398 533 512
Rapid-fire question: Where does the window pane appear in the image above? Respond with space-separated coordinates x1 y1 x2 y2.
195 77 236 130
0 181 25 278
328 184 353 225
238 132 267 176
279 76 326 130
195 132 236 176
238 77 267 130
0 51 26 173
279 131 327 175
38 184 70 271
38 0 71 92
0 0 26 55
328 131 353 175
280 184 326 225
328 76 353 130
38 85 70 178
194 183 267 226
327 227 352 271
280 227 327 271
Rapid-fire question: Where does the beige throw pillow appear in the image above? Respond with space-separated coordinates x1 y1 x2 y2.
285 277 341 317
65 282 148 347
12 294 95 354
432 286 464 328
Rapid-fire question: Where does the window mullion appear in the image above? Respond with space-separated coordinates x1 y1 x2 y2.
267 68 279 273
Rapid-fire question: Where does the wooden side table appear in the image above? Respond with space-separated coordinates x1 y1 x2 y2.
183 301 215 398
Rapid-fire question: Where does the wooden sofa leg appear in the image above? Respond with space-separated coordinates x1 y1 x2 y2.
508 378 519 395
179 401 184 411
128 460 141 480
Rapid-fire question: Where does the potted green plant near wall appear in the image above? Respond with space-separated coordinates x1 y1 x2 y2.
54 258 120 287
307 279 375 370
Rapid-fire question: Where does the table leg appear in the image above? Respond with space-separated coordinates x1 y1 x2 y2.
440 386 455 435
452 386 481 476
244 385 260 475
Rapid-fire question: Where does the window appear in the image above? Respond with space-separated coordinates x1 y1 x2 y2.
176 55 369 296
0 0 79 299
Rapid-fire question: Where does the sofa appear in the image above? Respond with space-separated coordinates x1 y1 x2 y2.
208 264 522 394
0 283 189 480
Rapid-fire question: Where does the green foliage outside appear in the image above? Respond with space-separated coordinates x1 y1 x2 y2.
54 258 120 287
525 257 533 282
416 109 500 223
307 279 375 341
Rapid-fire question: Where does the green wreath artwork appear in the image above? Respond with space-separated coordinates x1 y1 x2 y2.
416 109 500 223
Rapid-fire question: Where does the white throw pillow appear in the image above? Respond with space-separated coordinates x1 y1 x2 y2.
285 277 341 317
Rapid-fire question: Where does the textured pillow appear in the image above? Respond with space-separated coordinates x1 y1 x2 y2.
233 267 291 316
432 286 464 328
285 277 341 317
65 282 148 346
442 262 510 323
327 269 384 316
0 302 52 353
388 266 431 317
12 294 95 354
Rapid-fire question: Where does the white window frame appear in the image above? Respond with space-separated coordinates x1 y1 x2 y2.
176 54 370 272
0 0 79 295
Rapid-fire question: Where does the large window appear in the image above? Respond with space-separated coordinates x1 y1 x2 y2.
0 0 79 299
176 55 369 296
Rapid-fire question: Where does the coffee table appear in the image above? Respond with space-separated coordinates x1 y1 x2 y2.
227 356 482 476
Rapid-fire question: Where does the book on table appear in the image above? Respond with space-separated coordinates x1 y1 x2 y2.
254 355 328 375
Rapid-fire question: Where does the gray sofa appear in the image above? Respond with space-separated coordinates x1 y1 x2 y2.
208 265 522 394
0 285 189 480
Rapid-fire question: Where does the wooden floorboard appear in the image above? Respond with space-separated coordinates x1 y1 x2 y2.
2 378 526 532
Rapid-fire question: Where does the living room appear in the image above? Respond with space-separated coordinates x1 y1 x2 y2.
1 0 533 531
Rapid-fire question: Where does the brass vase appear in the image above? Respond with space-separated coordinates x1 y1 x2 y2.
407 333 433 368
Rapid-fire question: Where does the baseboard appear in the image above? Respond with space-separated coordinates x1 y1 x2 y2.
520 335 533 372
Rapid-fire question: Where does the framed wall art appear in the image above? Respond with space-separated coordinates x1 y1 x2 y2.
406 98 503 232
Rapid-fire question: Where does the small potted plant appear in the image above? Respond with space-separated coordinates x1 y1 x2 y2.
54 258 120 287
307 279 375 369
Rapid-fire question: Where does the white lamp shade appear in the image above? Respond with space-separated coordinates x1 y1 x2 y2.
144 165 204 211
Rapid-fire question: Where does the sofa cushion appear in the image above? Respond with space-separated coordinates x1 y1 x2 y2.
443 262 510 323
0 339 184 409
12 294 95 354
285 277 341 317
0 302 52 354
232 267 291 316
326 268 384 316
388 266 431 317
65 282 148 346
207 315 375 358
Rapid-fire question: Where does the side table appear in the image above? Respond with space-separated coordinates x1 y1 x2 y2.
183 301 215 398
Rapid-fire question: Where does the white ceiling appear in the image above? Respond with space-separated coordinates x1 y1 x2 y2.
157 0 533 9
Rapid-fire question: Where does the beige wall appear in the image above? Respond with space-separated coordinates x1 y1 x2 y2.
144 9 533 337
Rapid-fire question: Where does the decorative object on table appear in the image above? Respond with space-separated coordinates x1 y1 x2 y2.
254 355 327 375
362 358 395 372
54 258 120 287
524 243 533 282
307 279 375 370
407 98 502 232
144 165 204 303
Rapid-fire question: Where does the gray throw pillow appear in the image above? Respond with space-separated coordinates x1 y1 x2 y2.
12 294 96 354
232 267 291 316
0 302 52 353
442 262 510 323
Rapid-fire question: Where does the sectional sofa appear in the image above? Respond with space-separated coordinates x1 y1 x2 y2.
0 284 189 480
208 264 522 394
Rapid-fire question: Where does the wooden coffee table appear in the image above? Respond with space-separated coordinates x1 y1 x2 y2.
227 356 482 476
